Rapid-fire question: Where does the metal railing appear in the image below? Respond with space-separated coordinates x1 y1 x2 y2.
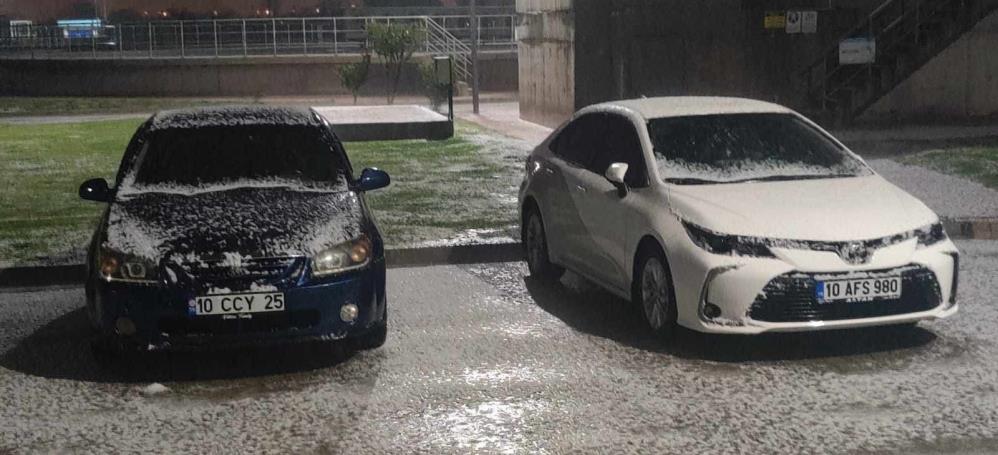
0 14 516 68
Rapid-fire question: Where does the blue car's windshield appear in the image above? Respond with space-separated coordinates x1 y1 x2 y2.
649 113 871 184
130 125 348 189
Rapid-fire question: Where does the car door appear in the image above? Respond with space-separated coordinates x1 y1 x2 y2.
569 113 649 292
543 114 600 270
557 114 618 281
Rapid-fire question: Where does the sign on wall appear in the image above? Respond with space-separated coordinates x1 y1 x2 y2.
839 38 876 64
764 12 786 29
786 11 802 33
801 11 818 34
786 10 817 34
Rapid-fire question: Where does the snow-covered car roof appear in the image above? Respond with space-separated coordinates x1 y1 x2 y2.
582 96 795 120
148 105 323 131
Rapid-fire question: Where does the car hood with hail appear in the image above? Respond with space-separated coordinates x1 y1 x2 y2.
103 187 365 263
667 174 939 241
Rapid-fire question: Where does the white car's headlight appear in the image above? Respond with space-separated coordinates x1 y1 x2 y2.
914 222 947 248
311 236 373 276
682 221 775 257
98 247 159 283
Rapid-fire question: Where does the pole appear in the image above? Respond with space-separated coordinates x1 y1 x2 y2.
470 0 480 114
213 20 218 57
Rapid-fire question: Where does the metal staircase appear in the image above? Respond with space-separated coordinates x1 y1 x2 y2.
799 0 998 124
424 17 473 82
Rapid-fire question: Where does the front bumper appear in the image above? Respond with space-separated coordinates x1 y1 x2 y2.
671 239 959 335
91 258 386 351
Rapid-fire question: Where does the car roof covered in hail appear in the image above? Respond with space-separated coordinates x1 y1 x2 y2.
147 105 324 132
582 96 795 120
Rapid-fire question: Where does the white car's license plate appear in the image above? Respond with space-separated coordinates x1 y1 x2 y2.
816 276 901 303
191 292 285 316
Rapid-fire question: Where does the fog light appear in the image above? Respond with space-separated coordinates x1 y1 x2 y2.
703 303 722 319
115 317 136 336
340 304 359 322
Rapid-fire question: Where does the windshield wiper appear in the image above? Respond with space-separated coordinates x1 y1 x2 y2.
664 177 723 185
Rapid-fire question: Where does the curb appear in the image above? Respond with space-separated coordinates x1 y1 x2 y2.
0 243 524 288
942 217 998 241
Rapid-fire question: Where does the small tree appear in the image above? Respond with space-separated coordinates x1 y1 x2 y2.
368 23 425 105
339 53 371 105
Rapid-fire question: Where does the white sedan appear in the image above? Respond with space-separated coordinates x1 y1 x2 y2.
519 97 959 335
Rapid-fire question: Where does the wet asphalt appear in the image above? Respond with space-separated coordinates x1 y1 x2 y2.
1 240 997 454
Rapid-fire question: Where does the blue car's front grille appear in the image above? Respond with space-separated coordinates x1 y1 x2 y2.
181 256 302 285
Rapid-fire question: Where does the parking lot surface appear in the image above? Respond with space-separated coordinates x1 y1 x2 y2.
2 240 997 453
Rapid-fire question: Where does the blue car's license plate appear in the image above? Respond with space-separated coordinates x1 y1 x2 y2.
189 292 285 316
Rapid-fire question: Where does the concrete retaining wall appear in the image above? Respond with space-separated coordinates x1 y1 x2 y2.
0 52 518 97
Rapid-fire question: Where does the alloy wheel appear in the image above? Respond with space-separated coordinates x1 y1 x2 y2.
641 257 671 330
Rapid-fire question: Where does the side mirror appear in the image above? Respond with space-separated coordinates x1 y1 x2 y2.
79 178 111 203
356 168 391 192
604 162 629 197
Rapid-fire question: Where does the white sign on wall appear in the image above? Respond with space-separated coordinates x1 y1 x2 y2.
802 11 818 34
786 11 802 34
839 38 876 64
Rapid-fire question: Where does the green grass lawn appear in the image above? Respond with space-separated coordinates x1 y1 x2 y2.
0 119 525 267
897 147 998 190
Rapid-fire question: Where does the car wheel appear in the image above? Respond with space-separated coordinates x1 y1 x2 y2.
524 207 564 281
351 307 387 351
633 246 677 336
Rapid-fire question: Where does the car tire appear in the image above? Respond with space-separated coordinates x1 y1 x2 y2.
633 245 678 337
351 307 388 351
523 207 565 282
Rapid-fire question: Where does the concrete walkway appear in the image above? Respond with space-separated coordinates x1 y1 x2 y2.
455 101 552 144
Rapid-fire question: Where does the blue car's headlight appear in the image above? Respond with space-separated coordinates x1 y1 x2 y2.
915 222 947 248
99 247 159 283
682 221 774 258
311 236 372 277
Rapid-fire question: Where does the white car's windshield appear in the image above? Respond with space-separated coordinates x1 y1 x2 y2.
650 113 871 184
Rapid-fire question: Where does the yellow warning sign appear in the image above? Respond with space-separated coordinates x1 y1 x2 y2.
764 12 786 29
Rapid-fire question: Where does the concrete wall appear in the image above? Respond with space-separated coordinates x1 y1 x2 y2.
863 8 998 122
0 53 518 97
516 0 575 127
575 0 879 107
520 0 938 126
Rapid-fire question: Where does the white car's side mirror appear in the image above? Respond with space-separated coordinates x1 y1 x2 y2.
605 162 629 197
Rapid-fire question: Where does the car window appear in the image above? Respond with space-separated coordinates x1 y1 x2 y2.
550 114 600 167
126 125 349 189
588 114 648 187
649 113 872 184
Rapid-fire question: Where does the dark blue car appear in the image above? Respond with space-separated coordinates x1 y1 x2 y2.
79 106 390 354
